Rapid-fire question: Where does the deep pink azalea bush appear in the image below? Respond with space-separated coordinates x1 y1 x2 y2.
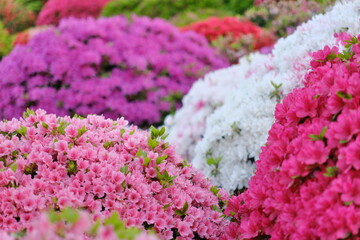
36 0 110 26
0 109 229 239
225 34 360 239
0 209 158 239
0 16 228 126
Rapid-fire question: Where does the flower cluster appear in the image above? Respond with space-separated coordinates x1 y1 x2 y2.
165 0 360 191
225 35 360 239
0 0 36 33
0 109 229 239
0 21 13 59
182 17 275 63
36 0 110 26
0 15 227 126
0 208 158 240
245 0 332 37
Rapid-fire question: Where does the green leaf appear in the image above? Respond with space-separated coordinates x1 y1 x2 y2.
309 134 320 141
61 207 79 224
16 126 27 136
150 126 158 138
325 52 337 61
129 130 135 135
271 81 283 89
89 220 101 236
73 114 85 119
174 210 183 216
121 180 127 189
182 202 189 213
103 141 115 149
323 166 338 177
231 122 242 135
344 201 353 206
23 108 35 119
161 142 170 150
182 159 190 167
337 91 353 100
339 139 349 144
56 121 70 135
120 165 129 174
104 212 125 231
48 210 62 223
148 138 159 149
319 126 328 139
206 157 221 166
77 126 88 137
309 126 328 141
143 157 151 166
41 122 49 129
156 154 168 164
159 127 166 136
120 129 126 137
163 203 171 210
210 186 220 196
10 163 18 172
136 149 147 158
160 133 169 140
67 160 78 175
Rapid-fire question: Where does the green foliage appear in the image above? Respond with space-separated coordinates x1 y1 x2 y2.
102 0 227 19
309 126 328 141
15 0 47 13
0 0 36 33
66 160 78 176
270 81 283 103
156 167 177 188
77 126 88 137
206 156 222 177
0 21 14 59
226 0 253 14
174 202 189 217
170 8 232 27
16 126 27 136
323 166 338 177
23 108 35 119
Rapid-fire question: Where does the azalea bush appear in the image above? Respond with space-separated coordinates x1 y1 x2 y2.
101 0 226 20
36 0 110 26
0 208 158 239
245 0 333 37
0 21 13 59
165 0 360 191
0 16 227 126
225 35 360 239
0 0 36 33
0 109 229 239
182 17 275 63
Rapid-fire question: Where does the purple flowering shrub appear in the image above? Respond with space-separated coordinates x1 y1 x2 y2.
0 16 228 126
0 109 229 239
